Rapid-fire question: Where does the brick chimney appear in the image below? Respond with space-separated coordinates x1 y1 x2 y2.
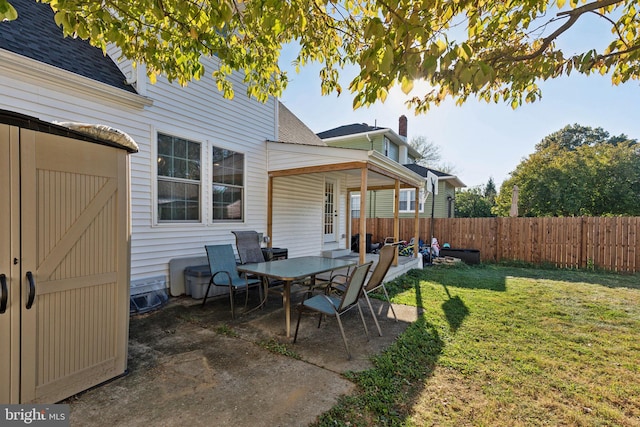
399 115 408 138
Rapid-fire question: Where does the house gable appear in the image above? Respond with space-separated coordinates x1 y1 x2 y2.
322 123 467 219
317 120 420 164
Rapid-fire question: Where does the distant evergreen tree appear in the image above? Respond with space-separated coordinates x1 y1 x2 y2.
456 179 497 217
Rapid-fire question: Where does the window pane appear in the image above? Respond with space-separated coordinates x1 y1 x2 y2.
212 185 243 220
399 189 417 212
157 155 171 177
212 149 244 186
157 133 201 222
388 142 399 162
158 180 200 221
158 134 172 156
157 134 201 180
173 138 186 158
212 146 244 221
351 195 360 218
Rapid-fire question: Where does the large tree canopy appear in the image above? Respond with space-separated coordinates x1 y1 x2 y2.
1 0 639 111
455 178 497 218
494 124 640 217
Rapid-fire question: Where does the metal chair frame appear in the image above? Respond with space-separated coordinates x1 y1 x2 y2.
329 244 398 336
293 261 373 360
202 244 262 319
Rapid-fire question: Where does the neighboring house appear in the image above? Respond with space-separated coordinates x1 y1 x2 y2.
403 164 466 218
0 0 424 293
317 116 466 219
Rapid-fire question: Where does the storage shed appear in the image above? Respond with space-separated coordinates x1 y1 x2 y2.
0 110 136 403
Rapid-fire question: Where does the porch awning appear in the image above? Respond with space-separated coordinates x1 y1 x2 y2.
266 141 424 189
266 141 424 265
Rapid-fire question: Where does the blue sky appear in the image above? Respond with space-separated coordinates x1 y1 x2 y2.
278 15 640 190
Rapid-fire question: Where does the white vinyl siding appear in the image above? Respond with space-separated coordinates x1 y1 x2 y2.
272 175 324 257
0 52 275 282
271 172 348 256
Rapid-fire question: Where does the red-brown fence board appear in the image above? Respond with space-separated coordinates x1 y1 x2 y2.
352 217 640 273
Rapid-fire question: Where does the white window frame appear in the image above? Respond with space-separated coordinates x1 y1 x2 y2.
398 189 425 213
351 194 361 218
211 144 245 222
155 131 203 223
153 130 247 225
384 137 399 162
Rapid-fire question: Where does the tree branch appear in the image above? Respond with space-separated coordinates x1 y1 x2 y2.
509 0 626 62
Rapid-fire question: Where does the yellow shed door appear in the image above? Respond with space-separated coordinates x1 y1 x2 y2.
0 124 18 403
19 129 130 403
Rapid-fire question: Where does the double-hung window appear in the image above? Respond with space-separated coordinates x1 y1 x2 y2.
156 133 245 223
211 146 244 221
351 194 361 218
398 189 424 213
157 133 201 222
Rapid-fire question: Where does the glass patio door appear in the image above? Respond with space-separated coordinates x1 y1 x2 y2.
324 180 337 243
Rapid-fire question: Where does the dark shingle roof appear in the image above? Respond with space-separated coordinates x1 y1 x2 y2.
403 163 451 178
0 0 135 93
316 123 387 139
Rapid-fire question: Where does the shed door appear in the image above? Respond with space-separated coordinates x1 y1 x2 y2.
0 124 19 403
19 129 129 403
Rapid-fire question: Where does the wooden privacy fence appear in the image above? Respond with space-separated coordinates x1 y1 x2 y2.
352 217 640 273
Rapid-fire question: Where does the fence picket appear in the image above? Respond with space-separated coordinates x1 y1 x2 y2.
351 217 640 273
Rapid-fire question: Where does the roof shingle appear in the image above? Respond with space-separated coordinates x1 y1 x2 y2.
316 123 386 139
0 0 135 93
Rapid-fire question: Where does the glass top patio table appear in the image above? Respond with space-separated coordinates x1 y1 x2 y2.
237 256 357 337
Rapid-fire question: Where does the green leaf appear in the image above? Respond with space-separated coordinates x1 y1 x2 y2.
380 46 394 73
400 76 414 94
0 0 17 20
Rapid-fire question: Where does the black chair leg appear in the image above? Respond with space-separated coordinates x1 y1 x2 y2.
293 305 304 343
202 278 214 307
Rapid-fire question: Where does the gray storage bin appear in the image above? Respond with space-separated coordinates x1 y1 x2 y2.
184 265 230 299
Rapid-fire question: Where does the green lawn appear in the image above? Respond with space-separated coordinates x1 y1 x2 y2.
314 264 640 426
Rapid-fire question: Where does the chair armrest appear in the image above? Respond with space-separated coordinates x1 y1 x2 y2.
211 270 233 286
325 275 349 295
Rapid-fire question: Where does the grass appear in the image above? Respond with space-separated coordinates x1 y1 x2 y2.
313 264 640 426
257 338 302 359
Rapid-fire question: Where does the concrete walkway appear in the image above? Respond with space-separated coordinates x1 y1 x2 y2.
65 288 423 426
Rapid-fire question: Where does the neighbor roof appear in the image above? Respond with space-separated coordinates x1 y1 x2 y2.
403 163 466 188
316 123 386 139
0 0 135 93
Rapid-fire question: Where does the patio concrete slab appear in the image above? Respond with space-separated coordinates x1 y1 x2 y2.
65 291 423 426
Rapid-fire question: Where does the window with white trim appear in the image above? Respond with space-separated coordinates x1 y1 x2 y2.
398 189 424 213
384 137 399 162
157 133 201 222
212 146 244 221
351 194 361 218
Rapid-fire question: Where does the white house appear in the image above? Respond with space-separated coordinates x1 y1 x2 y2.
0 0 424 296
